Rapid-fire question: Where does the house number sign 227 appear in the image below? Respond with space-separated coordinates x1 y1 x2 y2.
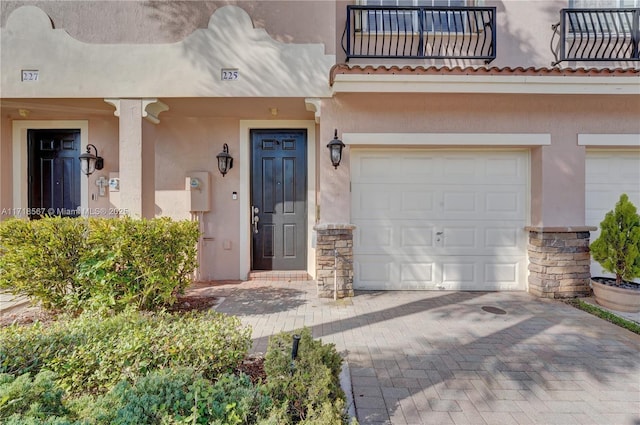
221 69 239 81
21 70 39 81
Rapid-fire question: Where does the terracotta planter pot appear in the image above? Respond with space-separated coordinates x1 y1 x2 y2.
591 278 640 313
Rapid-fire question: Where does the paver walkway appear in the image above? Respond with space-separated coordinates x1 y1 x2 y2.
202 280 640 425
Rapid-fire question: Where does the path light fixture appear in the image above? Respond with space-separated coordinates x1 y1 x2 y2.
79 144 104 176
327 129 345 169
216 143 233 177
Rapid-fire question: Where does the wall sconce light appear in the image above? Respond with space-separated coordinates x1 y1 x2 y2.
79 144 104 176
216 143 233 177
327 129 345 169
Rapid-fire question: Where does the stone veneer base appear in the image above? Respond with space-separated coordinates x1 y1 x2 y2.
314 224 355 298
525 226 596 299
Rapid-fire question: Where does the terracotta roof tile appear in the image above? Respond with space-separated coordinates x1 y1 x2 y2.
330 64 640 85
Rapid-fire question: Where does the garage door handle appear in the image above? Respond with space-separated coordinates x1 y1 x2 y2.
436 231 443 235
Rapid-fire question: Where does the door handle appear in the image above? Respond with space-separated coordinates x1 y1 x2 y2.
251 206 260 234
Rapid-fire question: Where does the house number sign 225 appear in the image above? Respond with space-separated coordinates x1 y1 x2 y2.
221 69 239 81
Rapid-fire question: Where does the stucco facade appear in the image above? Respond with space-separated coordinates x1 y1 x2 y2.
1 1 639 295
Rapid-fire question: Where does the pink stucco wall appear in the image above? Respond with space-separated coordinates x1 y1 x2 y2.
0 0 336 54
319 92 640 227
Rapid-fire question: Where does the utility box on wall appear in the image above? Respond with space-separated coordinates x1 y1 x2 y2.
185 171 210 212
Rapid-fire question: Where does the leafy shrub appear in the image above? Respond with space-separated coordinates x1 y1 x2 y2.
264 328 347 424
0 310 251 395
1 368 273 425
0 216 199 312
591 193 640 284
0 217 87 310
77 217 199 311
0 371 69 423
76 368 273 425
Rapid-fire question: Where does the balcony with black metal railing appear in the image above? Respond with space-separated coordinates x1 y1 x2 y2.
342 5 496 63
552 8 640 64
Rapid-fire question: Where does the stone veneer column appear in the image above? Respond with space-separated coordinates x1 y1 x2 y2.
526 226 596 298
314 224 355 298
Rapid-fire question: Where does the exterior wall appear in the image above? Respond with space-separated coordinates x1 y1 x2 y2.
2 1 639 288
318 93 640 228
1 5 335 98
0 1 337 51
1 103 120 219
154 116 242 280
0 112 12 220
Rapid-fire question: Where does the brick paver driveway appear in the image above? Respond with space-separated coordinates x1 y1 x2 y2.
205 281 640 425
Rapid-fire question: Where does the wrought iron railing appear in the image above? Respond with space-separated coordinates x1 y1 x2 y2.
343 5 496 63
552 8 640 64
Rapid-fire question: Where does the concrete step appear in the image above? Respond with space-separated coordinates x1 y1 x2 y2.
247 270 311 282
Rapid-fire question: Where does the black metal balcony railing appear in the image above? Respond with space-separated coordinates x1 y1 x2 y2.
343 5 496 63
552 8 640 64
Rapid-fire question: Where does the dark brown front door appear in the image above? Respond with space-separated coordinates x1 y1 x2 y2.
251 130 307 270
28 129 81 218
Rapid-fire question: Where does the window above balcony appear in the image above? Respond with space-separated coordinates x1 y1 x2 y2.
342 1 496 63
553 1 640 63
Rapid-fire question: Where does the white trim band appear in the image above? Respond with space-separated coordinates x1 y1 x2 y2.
343 133 551 146
332 74 640 95
578 134 640 147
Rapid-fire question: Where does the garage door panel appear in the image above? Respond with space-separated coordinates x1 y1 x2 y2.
442 262 476 285
485 157 523 178
442 157 477 177
399 262 437 289
401 191 435 214
352 149 528 291
356 258 391 283
586 154 640 183
354 255 526 290
357 223 393 249
485 227 521 249
353 152 527 185
401 226 435 248
441 227 477 249
586 150 640 282
357 188 394 213
355 222 525 253
443 191 477 214
484 262 520 285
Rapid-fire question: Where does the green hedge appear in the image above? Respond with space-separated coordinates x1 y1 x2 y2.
0 216 199 312
0 326 354 425
0 310 252 395
0 217 87 310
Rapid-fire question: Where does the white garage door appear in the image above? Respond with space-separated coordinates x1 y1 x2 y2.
351 149 528 291
586 150 640 281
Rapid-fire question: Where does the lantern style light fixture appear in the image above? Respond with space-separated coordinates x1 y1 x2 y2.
78 144 104 176
216 143 233 177
326 129 345 169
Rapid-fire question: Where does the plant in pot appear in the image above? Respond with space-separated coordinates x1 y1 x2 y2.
590 193 640 313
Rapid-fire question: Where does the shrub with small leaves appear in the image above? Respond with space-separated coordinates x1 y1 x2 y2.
0 216 199 312
264 328 348 424
0 310 252 395
77 217 199 311
0 217 87 310
71 368 273 425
